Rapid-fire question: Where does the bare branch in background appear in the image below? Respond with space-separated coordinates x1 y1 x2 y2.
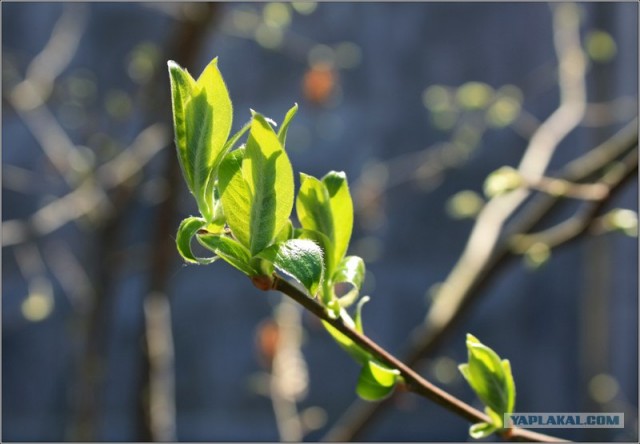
269 299 308 442
138 4 220 441
43 240 96 314
2 124 168 247
144 293 177 442
8 5 90 181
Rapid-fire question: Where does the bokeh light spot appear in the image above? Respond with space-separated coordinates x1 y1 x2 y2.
588 373 619 404
22 292 54 322
586 30 617 63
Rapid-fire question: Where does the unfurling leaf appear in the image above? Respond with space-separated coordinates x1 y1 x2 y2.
296 171 354 275
354 295 370 334
168 62 197 190
243 114 295 255
197 233 255 276
356 359 400 401
219 147 251 248
334 255 365 307
257 239 324 296
277 103 298 147
176 217 217 264
322 171 353 266
459 333 516 432
469 422 497 439
168 58 232 221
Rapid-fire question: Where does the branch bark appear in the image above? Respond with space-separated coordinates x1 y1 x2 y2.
271 277 567 442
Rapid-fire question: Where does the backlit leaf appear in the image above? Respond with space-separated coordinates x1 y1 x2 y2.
257 239 324 296
243 114 295 255
469 422 497 439
356 360 400 401
176 216 217 264
168 61 197 191
168 58 233 221
277 103 298 147
219 148 251 248
460 334 513 423
322 171 353 266
197 233 255 276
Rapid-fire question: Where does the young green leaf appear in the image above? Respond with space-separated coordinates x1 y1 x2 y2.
168 61 197 192
195 58 233 170
219 148 252 248
257 239 324 296
322 171 353 266
356 359 400 401
176 217 218 264
333 255 365 291
459 333 516 430
168 58 233 221
296 174 335 265
197 233 255 276
222 120 251 155
469 422 497 439
274 220 294 244
354 295 370 333
501 359 516 415
277 103 298 147
296 171 354 275
243 114 295 255
294 228 334 279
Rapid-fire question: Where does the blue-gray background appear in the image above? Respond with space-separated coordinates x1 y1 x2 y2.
2 2 638 441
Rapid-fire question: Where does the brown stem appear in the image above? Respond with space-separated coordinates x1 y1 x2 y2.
272 277 567 442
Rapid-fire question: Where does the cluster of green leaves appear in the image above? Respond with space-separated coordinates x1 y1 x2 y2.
169 58 400 401
458 334 516 439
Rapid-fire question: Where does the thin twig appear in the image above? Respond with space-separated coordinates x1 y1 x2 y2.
2 124 168 247
511 149 638 252
272 277 567 442
8 5 89 181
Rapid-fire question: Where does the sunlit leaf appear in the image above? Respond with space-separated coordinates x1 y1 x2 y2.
197 233 255 276
168 61 197 191
322 171 353 266
195 57 233 169
243 114 295 255
277 103 298 147
257 239 324 296
469 422 497 439
356 359 400 401
296 173 335 267
333 255 365 292
501 359 516 415
295 228 334 280
218 148 252 248
460 334 513 424
221 121 251 155
169 58 233 221
176 216 217 264
274 219 294 244
354 295 370 334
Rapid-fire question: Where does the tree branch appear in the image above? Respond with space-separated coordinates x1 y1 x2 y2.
271 277 567 442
